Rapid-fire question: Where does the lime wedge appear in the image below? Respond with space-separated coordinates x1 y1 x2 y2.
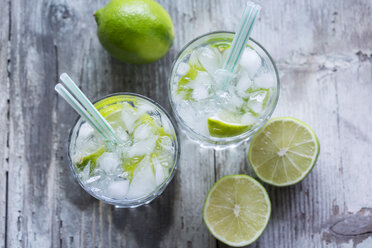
94 96 135 118
76 147 105 172
122 155 145 180
248 117 320 186
176 65 198 100
203 175 271 247
208 117 251 138
211 41 231 52
176 52 206 100
97 103 123 118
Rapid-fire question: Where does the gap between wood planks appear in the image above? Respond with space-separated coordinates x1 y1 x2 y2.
4 0 12 246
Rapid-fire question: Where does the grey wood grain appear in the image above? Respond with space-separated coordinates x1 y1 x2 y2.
0 0 10 247
7 0 60 247
214 0 372 247
50 0 217 247
2 0 372 247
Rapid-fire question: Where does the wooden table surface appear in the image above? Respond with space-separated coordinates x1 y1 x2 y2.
1 0 372 247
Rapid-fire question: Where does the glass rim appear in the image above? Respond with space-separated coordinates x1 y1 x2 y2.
67 92 181 207
167 31 280 146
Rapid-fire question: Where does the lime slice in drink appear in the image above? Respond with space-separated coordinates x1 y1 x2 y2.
203 175 271 247
76 146 105 172
248 117 320 186
122 155 145 180
208 117 251 138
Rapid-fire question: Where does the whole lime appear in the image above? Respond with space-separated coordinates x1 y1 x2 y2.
94 0 174 64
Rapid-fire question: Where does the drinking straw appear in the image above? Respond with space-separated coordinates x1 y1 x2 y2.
55 73 120 143
222 1 261 88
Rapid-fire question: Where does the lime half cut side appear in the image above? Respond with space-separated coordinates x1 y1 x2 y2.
203 175 271 247
249 117 320 186
208 117 251 138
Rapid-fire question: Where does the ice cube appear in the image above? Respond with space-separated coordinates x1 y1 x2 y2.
241 112 257 125
240 48 262 78
151 155 169 185
198 46 221 75
178 102 207 135
213 69 234 89
76 122 104 154
157 152 172 167
192 84 209 100
161 118 173 136
193 114 210 136
226 90 244 110
250 91 267 102
248 91 268 114
97 152 121 173
177 102 210 135
126 159 157 199
121 107 138 133
115 126 129 143
177 62 190 75
127 135 158 157
106 180 129 199
189 49 202 68
192 71 212 86
137 103 155 116
249 102 263 114
254 73 275 88
191 71 212 100
133 123 152 140
158 136 173 152
237 72 253 92
79 122 94 139
86 175 102 184
80 161 91 182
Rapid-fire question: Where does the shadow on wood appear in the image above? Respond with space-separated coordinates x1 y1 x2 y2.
111 174 177 248
61 163 97 210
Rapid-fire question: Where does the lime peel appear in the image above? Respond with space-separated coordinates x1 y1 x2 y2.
95 0 174 64
208 117 251 138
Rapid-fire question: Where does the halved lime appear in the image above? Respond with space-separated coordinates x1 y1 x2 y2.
203 175 271 247
248 117 320 186
208 117 251 138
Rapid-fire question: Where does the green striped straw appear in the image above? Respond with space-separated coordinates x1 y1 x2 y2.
222 2 261 88
55 73 120 144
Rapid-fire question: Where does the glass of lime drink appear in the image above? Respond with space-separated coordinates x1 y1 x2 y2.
168 31 280 148
68 93 180 208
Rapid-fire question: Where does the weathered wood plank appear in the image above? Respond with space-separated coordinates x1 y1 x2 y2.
49 0 217 247
3 0 372 247
0 0 10 247
214 0 372 247
7 0 60 246
159 135 215 248
50 1 112 247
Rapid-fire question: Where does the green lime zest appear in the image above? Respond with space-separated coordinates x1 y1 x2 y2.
176 52 208 100
239 88 270 115
136 114 172 138
211 41 231 52
208 117 252 138
76 147 105 172
122 155 145 181
176 65 198 100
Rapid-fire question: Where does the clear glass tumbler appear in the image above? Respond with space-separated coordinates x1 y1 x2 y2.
68 93 180 208
168 31 280 148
